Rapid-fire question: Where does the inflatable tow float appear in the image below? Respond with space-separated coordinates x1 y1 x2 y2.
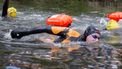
104 12 122 30
46 14 73 27
106 12 122 22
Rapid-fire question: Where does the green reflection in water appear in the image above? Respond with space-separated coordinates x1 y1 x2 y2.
0 50 17 68
0 0 121 15
28 57 66 69
29 57 59 66
0 50 16 55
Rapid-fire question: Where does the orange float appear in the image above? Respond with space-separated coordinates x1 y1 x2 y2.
46 14 73 27
107 12 122 22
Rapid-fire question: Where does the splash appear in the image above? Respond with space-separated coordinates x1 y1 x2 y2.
4 29 13 40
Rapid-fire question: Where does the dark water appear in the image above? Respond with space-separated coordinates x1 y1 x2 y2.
0 0 122 69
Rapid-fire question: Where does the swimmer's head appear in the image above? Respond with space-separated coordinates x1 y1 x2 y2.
8 7 17 18
83 25 100 43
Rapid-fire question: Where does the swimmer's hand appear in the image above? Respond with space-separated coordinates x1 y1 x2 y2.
4 30 23 39
10 30 24 39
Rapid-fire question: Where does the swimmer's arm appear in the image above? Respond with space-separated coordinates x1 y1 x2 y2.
2 0 9 17
10 26 68 40
31 26 68 43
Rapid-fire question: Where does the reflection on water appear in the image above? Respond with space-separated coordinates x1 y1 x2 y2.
6 66 20 69
0 41 121 69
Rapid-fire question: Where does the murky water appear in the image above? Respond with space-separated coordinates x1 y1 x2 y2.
0 10 121 69
0 0 122 69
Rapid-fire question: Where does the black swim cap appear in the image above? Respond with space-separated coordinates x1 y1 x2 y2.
83 25 100 41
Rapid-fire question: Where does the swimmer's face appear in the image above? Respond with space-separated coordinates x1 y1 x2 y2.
86 33 100 43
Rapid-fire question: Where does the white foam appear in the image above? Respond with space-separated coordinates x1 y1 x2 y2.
4 29 13 40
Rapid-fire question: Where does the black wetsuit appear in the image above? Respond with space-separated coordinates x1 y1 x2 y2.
10 25 100 43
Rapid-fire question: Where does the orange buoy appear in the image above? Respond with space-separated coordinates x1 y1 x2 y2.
107 12 122 22
46 14 73 27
